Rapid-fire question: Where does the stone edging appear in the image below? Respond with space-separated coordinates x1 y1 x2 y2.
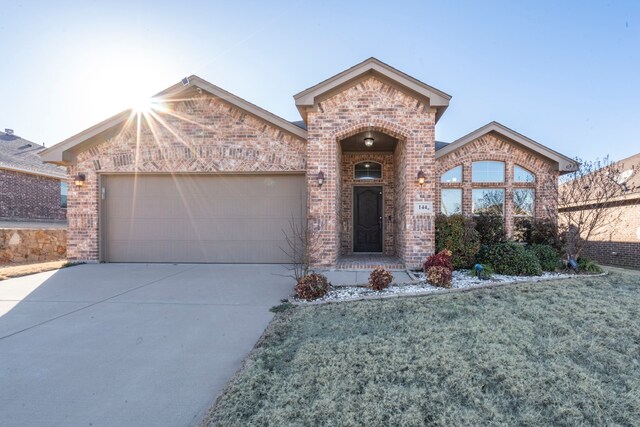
292 271 609 306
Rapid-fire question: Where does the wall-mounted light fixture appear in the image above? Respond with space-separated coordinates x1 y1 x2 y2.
74 173 86 187
364 137 374 148
317 171 325 187
417 170 426 186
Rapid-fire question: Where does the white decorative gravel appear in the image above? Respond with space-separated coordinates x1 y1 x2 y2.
294 270 575 304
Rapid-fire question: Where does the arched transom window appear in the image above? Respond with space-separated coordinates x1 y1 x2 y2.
514 165 535 183
440 165 462 183
472 161 505 182
354 161 382 180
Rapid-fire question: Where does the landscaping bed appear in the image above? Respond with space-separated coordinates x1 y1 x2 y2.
293 270 576 304
202 270 640 426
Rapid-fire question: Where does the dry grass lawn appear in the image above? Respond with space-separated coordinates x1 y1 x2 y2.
0 260 68 280
204 270 640 426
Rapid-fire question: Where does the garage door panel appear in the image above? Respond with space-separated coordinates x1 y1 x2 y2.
103 175 305 263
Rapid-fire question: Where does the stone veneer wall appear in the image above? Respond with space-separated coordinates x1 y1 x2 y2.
0 228 67 263
435 133 558 237
340 153 395 255
0 169 67 221
305 76 436 268
68 90 307 261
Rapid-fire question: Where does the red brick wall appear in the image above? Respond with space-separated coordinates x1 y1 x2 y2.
435 133 558 236
68 90 307 261
571 200 640 268
340 153 395 255
0 169 67 221
305 76 437 268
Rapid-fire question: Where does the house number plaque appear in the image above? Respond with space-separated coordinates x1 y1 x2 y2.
413 201 434 215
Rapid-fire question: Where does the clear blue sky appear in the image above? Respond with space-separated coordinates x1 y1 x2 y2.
1 0 638 162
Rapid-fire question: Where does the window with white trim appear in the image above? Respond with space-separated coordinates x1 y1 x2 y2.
472 161 505 183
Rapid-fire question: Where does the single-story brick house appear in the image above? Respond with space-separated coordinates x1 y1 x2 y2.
565 152 640 268
1 129 67 222
40 58 577 268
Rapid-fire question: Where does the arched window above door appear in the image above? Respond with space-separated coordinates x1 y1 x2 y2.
354 161 382 180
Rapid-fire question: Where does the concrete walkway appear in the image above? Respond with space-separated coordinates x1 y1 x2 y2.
0 263 292 427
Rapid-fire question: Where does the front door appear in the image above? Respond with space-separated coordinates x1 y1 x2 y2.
353 186 383 252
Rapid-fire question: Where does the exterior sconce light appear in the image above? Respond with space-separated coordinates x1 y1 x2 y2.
364 137 374 148
417 170 426 186
317 171 325 187
74 174 86 187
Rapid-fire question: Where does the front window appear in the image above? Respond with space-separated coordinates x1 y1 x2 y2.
441 189 462 215
440 166 462 183
354 162 382 180
472 189 504 215
513 188 535 216
514 165 535 183
472 161 505 183
60 181 68 208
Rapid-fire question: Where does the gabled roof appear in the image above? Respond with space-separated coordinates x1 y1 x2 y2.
40 75 308 165
0 131 66 178
294 57 451 123
436 121 579 174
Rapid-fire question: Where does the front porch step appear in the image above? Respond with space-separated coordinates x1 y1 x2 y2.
333 255 405 271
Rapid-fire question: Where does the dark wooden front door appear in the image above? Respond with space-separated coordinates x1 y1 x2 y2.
353 186 383 252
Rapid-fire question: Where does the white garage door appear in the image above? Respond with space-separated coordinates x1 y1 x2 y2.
101 174 306 263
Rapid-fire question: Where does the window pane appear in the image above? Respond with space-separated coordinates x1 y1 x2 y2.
440 166 462 183
472 189 504 215
60 181 68 208
441 189 462 215
472 161 505 182
514 165 535 183
514 189 534 216
354 162 382 180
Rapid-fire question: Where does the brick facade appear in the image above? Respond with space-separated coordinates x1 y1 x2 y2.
57 61 569 269
0 169 66 221
435 133 558 237
304 77 437 268
67 90 306 261
573 200 640 268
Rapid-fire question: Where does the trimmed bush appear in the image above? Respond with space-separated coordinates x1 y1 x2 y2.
526 244 562 271
369 267 394 291
477 242 542 276
427 266 452 288
424 249 453 272
475 213 505 246
513 217 533 243
577 257 604 274
295 273 331 300
435 214 481 269
531 218 564 252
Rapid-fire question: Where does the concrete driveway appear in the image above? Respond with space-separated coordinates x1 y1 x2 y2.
0 263 293 427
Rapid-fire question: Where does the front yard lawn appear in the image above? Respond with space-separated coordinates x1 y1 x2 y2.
204 270 640 426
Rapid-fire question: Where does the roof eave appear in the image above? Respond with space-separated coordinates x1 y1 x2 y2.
435 121 579 174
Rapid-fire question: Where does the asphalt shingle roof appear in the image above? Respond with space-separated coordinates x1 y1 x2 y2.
0 131 66 178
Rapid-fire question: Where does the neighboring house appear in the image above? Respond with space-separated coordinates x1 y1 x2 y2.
562 153 640 268
40 58 577 268
0 129 67 222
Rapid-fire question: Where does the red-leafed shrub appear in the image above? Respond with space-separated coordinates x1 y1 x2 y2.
427 266 452 288
424 249 453 272
295 273 331 301
369 266 394 291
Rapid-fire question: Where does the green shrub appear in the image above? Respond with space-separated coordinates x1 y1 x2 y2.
477 243 542 276
513 217 533 243
435 214 480 269
577 257 603 274
426 266 452 288
526 244 562 271
295 273 331 300
531 218 564 252
475 213 505 245
369 267 394 291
